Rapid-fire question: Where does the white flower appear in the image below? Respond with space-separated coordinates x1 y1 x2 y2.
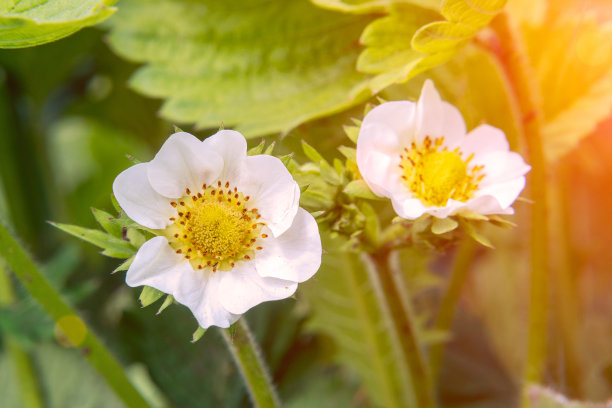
113 130 322 328
356 80 531 219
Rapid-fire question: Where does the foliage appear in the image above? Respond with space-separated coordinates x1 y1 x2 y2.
106 0 374 137
0 0 116 48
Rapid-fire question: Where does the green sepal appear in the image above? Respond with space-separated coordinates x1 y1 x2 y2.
247 140 266 156
431 218 459 235
301 140 327 164
92 208 123 237
360 202 380 247
126 228 146 248
338 145 356 160
50 222 135 259
343 180 380 200
319 160 342 186
156 295 174 315
343 125 360 144
112 256 134 274
278 153 294 167
461 220 494 248
111 194 122 214
173 125 185 133
488 215 517 229
263 142 276 156
191 327 207 343
139 286 164 308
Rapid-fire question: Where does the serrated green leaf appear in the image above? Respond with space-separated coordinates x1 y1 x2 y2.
343 179 380 200
51 222 135 259
139 286 164 308
107 0 374 137
0 0 116 49
302 235 414 408
359 1 506 92
431 217 459 234
311 0 439 14
91 208 122 238
411 21 476 53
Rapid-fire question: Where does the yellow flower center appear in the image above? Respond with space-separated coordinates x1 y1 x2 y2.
399 136 484 207
163 181 266 272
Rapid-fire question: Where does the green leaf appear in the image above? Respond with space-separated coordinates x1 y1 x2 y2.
431 217 458 234
301 235 414 408
0 0 116 49
139 286 164 308
311 0 439 14
51 222 135 259
107 0 374 137
343 179 380 200
359 1 506 92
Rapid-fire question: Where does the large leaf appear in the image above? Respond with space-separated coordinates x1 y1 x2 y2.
106 0 374 138
519 10 612 161
358 0 507 92
310 0 439 14
0 0 116 49
301 235 415 408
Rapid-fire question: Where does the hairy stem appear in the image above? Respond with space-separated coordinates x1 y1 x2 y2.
491 11 550 392
0 221 149 408
429 238 478 381
369 251 435 408
220 319 280 408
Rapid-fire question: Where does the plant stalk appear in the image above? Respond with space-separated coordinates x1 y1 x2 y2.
491 10 550 394
429 238 478 381
0 221 150 408
220 319 280 408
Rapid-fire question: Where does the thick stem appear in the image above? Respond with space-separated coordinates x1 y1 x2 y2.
491 11 550 391
429 238 478 381
369 251 435 408
0 221 150 408
0 262 44 408
220 319 280 408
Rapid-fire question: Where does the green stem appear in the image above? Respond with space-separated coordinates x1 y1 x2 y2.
369 251 435 408
492 11 550 391
0 221 150 408
0 262 44 408
429 238 477 381
220 319 280 408
549 165 583 396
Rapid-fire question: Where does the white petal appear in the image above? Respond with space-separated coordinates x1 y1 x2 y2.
414 79 445 143
113 163 175 229
218 263 297 315
125 236 188 292
241 155 300 237
254 208 321 283
174 267 239 329
439 102 467 148
202 130 247 184
466 195 510 215
356 122 401 197
462 124 510 156
475 151 531 187
428 199 466 218
360 100 416 146
475 176 527 211
147 132 223 198
391 196 428 220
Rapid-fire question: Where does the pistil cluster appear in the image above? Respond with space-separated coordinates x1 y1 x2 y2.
399 136 484 207
163 181 267 272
